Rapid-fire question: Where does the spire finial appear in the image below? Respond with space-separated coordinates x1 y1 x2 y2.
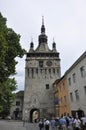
52 37 56 50
41 16 45 33
42 16 44 25
31 37 33 42
30 37 34 49
53 37 55 43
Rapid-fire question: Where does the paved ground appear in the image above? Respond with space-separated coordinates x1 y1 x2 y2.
24 122 39 130
0 120 25 130
0 120 55 130
0 120 39 130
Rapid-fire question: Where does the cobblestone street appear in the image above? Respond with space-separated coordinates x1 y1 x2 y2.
0 120 25 130
0 120 42 130
0 120 54 130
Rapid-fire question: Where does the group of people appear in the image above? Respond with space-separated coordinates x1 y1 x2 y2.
38 114 86 130
38 118 50 130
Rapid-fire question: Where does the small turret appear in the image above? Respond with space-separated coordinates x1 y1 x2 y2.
52 38 57 52
29 39 34 52
30 41 34 49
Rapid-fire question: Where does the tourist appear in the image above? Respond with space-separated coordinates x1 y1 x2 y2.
81 115 86 130
50 117 56 130
59 115 67 130
44 118 50 130
73 117 81 130
38 119 44 130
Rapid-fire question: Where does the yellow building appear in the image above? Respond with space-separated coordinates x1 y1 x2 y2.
53 76 71 117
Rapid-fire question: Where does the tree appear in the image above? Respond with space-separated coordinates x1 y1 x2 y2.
0 78 17 117
0 12 26 117
0 12 26 82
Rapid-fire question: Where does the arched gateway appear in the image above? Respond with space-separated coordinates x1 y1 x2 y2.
30 108 39 122
23 18 61 120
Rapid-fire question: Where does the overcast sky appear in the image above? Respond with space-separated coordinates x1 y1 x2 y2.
0 0 86 91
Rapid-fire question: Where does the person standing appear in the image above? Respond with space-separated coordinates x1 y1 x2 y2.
50 117 56 130
68 116 74 130
44 118 50 130
38 119 44 130
59 116 67 130
73 117 81 130
81 115 86 130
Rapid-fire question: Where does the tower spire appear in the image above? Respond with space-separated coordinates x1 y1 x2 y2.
41 16 45 33
42 16 44 25
52 38 56 51
38 17 47 44
30 37 34 50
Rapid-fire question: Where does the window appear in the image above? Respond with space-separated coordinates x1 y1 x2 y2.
36 68 38 74
49 69 51 74
68 77 71 86
57 68 59 74
40 69 42 74
75 90 79 101
53 68 55 74
60 97 63 104
63 83 65 90
84 86 86 94
46 84 49 89
80 66 85 77
59 85 61 92
70 92 73 102
64 96 66 104
39 61 43 67
72 73 76 83
16 101 20 106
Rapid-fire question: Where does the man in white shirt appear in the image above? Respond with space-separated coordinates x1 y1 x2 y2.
74 117 81 130
44 119 50 130
81 115 86 130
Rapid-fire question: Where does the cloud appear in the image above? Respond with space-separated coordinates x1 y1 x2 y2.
0 0 86 90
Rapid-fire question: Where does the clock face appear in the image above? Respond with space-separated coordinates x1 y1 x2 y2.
46 60 52 66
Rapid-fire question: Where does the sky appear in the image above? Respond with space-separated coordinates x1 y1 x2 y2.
0 0 86 91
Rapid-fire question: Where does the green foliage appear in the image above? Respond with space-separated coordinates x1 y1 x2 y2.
0 12 26 82
0 12 26 117
0 78 17 117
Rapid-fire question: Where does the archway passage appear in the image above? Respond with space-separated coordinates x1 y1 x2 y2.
30 108 40 122
77 109 84 118
71 109 84 118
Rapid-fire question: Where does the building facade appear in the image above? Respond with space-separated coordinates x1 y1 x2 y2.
23 19 61 122
53 76 71 117
53 51 86 118
66 51 86 118
10 91 24 120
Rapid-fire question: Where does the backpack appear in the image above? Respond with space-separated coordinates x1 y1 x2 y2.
39 122 44 128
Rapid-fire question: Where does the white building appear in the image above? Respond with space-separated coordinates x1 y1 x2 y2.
65 51 86 118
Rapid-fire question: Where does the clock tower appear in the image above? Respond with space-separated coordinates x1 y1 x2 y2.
23 18 61 122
